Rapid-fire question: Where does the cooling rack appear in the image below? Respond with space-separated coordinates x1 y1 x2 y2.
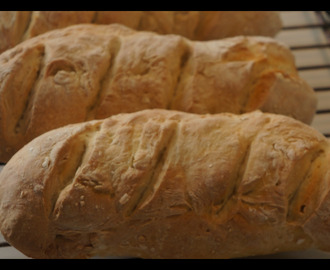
0 11 330 259
277 11 330 136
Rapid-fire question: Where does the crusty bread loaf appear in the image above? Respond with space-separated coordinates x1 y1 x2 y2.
0 109 329 259
0 23 317 163
0 11 282 53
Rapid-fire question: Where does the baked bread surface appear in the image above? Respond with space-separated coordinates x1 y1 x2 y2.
0 11 282 53
0 109 329 259
0 23 317 162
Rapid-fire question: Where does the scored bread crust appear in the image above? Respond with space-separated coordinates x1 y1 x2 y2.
0 11 282 53
0 23 317 162
0 109 330 259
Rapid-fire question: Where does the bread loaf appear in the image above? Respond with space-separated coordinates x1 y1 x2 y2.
0 23 317 163
0 109 329 259
0 11 282 53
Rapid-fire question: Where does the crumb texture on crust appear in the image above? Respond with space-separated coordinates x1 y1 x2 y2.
0 11 282 53
0 109 329 259
0 23 316 162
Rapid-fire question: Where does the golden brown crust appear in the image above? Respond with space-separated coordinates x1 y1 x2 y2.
0 11 282 53
194 11 282 40
0 11 32 53
22 11 96 41
0 109 329 258
0 23 316 162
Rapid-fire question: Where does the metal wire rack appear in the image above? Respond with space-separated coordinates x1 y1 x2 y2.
277 11 330 138
0 11 330 259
